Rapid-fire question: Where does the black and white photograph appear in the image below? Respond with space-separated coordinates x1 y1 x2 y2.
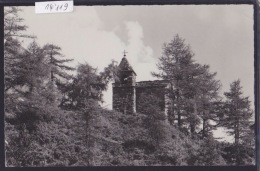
4 4 255 166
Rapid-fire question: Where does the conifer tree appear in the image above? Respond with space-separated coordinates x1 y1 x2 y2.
152 34 197 128
59 63 106 109
221 80 253 165
222 80 253 145
195 65 221 137
153 35 222 135
4 7 33 41
42 44 74 82
99 60 120 87
21 41 50 92
4 7 34 92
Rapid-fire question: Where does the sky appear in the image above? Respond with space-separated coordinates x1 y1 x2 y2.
17 5 254 141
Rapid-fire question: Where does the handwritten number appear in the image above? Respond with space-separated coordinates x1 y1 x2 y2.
50 4 53 11
45 4 49 10
64 3 68 11
43 2 70 12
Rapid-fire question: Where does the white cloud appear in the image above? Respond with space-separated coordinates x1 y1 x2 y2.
20 7 156 109
124 21 154 63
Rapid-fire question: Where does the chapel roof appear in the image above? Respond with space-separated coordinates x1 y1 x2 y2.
118 56 136 75
136 80 169 88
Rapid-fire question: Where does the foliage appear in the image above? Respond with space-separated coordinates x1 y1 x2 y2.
6 108 88 166
221 80 253 145
191 137 226 165
42 43 74 82
59 63 106 109
4 8 255 166
152 35 221 136
217 80 255 165
220 142 255 165
152 34 196 128
4 7 34 92
137 93 166 145
4 7 33 40
99 60 120 89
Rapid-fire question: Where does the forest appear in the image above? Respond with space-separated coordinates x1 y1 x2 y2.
4 7 255 166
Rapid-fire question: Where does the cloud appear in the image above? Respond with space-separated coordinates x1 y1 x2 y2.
19 7 156 109
125 21 154 63
20 5 253 109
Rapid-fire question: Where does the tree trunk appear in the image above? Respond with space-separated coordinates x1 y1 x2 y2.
50 52 54 81
177 95 181 127
235 120 240 165
202 117 206 137
190 99 198 134
234 125 239 146
190 123 195 134
234 101 240 146
176 81 181 127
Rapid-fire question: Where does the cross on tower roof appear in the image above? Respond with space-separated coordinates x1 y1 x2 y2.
123 50 128 57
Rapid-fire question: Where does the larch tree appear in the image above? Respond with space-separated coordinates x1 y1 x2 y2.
195 65 222 137
4 7 33 41
99 59 120 87
42 44 74 82
59 63 106 110
152 35 195 128
221 80 253 165
153 35 222 135
152 35 203 133
4 7 34 92
222 80 253 145
22 41 50 93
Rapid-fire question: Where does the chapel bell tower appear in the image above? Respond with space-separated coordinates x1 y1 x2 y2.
112 51 136 114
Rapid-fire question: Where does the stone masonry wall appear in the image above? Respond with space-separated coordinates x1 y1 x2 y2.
136 86 166 113
113 86 136 114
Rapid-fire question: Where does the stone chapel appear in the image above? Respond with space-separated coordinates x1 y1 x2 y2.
112 53 170 115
